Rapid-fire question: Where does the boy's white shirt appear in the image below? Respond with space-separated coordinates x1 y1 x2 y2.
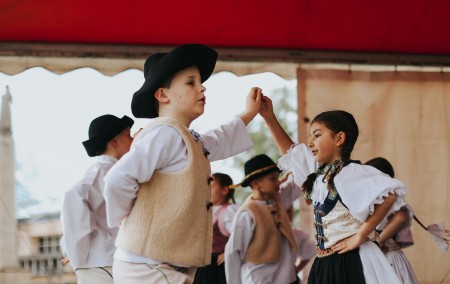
60 155 119 269
104 118 252 265
292 228 316 262
224 175 301 284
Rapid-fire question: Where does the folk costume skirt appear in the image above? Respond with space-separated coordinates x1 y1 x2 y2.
308 247 365 284
193 253 226 284
385 251 419 284
308 241 402 284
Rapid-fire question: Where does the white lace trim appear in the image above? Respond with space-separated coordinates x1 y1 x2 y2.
368 186 407 217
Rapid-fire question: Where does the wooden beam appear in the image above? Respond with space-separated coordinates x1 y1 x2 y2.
1 42 450 67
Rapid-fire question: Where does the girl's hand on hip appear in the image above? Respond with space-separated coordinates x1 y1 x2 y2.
332 233 365 254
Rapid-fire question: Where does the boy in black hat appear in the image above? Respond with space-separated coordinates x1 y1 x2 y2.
224 154 301 284
104 44 261 283
61 114 134 284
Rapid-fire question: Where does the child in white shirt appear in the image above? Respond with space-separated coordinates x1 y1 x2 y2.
104 44 262 284
61 114 134 284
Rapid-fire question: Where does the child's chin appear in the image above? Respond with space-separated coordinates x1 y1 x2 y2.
192 112 204 120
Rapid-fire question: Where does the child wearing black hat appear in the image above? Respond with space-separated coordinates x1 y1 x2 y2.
60 114 134 284
224 154 301 284
104 44 261 283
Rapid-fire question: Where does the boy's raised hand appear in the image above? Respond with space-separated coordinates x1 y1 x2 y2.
240 87 262 125
247 87 262 116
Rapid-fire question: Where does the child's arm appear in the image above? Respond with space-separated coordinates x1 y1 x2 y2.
279 173 302 209
239 87 262 126
332 193 397 254
379 209 408 245
295 259 311 274
224 211 253 284
61 189 94 268
260 95 294 154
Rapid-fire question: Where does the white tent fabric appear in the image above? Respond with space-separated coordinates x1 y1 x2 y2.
0 56 297 79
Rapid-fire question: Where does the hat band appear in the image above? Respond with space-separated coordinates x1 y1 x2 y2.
244 165 278 180
230 165 278 189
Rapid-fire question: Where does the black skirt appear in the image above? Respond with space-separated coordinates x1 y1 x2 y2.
308 248 365 284
193 253 226 284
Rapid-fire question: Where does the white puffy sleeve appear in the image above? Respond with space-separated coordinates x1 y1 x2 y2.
278 144 318 188
335 164 408 222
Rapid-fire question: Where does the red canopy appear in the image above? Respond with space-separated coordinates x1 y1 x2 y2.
1 0 449 54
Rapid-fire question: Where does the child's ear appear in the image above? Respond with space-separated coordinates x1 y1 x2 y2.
154 88 169 103
250 179 259 190
336 131 346 147
108 139 119 149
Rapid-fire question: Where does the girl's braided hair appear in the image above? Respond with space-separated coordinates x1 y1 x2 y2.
301 110 359 196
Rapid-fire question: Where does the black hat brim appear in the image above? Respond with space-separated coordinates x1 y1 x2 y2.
240 167 282 187
82 115 134 157
132 44 218 118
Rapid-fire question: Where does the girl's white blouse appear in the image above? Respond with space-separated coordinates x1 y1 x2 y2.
278 144 407 223
279 143 407 284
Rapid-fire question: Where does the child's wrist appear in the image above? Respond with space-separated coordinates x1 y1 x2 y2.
240 112 256 125
263 115 277 123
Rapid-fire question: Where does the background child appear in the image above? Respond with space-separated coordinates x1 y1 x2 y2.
259 95 406 284
365 157 419 284
61 114 134 284
104 44 262 284
194 172 238 284
225 154 301 284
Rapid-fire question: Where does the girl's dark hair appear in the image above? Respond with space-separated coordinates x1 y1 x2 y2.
364 157 395 178
212 172 235 204
301 110 359 196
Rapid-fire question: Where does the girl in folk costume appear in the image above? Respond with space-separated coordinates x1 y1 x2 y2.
260 95 406 284
194 173 238 284
225 154 302 284
365 157 419 284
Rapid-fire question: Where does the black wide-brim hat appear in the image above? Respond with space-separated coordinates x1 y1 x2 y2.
131 44 218 118
231 154 282 188
82 115 134 157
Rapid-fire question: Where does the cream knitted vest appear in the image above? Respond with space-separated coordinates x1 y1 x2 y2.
114 117 212 266
242 194 297 264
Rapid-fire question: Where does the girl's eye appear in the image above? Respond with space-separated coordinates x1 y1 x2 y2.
315 134 320 138
187 81 194 85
